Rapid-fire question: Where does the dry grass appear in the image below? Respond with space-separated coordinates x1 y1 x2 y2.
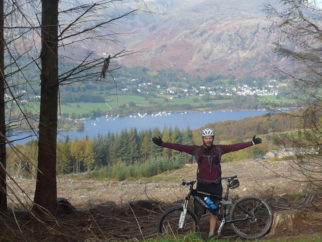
7 158 315 207
2 158 322 241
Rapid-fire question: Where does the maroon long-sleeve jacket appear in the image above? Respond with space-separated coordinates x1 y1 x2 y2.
162 141 253 184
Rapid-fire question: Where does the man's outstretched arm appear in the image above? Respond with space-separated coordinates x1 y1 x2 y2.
219 135 262 154
152 136 198 155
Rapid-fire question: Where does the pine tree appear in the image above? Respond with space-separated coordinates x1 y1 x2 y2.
57 139 72 174
161 127 171 159
107 133 116 165
83 137 95 171
0 0 6 213
34 0 59 215
19 140 38 178
140 131 151 161
170 127 182 159
114 130 130 163
93 136 109 167
151 128 162 157
129 128 140 163
182 127 194 162
182 127 193 145
70 139 84 173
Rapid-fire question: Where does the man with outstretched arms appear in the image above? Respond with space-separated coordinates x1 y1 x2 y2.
152 128 262 238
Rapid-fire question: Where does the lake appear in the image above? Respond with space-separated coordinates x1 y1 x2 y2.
12 110 269 144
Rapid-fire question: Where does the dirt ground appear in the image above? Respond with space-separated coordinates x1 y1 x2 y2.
7 159 314 206
4 158 322 241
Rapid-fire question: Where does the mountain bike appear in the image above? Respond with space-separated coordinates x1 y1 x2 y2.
157 175 273 240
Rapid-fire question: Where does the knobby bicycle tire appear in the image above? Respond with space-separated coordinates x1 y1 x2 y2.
230 196 273 240
158 206 200 235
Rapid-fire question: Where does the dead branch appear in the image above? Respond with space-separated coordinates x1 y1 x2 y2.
59 9 136 41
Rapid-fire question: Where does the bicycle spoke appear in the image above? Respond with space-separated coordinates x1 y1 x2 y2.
158 207 198 236
231 197 273 239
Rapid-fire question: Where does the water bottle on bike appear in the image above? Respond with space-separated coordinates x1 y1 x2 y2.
204 197 217 211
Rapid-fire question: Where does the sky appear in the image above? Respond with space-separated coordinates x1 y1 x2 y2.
310 0 322 8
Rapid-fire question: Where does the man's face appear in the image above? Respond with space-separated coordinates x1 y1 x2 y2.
202 136 214 147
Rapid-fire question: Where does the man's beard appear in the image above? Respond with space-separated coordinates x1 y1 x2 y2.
203 141 213 148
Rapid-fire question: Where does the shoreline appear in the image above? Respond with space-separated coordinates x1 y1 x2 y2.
9 107 292 135
74 106 292 121
9 108 294 144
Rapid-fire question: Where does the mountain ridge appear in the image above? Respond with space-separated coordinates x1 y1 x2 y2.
98 0 285 79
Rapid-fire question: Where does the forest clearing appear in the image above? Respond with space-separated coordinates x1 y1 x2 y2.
0 0 321 241
4 158 322 241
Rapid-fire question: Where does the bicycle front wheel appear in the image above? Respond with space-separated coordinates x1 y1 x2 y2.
230 196 273 240
158 206 199 236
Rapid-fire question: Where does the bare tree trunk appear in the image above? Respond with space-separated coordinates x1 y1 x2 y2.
33 0 59 215
0 0 7 214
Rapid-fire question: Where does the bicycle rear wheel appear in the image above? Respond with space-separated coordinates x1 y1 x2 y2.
158 206 199 235
230 196 273 239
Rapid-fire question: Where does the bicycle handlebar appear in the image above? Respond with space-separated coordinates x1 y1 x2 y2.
181 176 237 186
181 180 196 186
221 175 237 181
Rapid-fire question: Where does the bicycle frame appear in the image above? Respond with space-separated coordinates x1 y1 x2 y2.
160 176 273 239
179 176 242 236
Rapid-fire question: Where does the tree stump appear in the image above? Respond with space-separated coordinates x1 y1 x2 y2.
269 210 298 236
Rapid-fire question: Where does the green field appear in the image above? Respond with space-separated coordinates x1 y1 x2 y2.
19 95 232 116
258 95 297 104
168 95 232 106
61 103 110 115
105 95 164 107
15 94 295 118
19 95 164 116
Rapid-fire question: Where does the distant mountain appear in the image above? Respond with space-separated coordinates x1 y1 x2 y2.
117 0 288 78
64 0 286 79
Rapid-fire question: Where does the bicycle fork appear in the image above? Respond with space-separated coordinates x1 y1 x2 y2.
217 218 225 237
178 200 189 229
217 200 232 237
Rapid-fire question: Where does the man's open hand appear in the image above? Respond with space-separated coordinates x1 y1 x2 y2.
152 136 163 146
252 135 262 145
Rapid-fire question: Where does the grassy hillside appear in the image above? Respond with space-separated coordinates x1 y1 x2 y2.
9 109 316 180
194 111 303 142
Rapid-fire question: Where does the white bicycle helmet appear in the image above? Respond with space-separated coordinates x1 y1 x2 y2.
201 128 215 137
